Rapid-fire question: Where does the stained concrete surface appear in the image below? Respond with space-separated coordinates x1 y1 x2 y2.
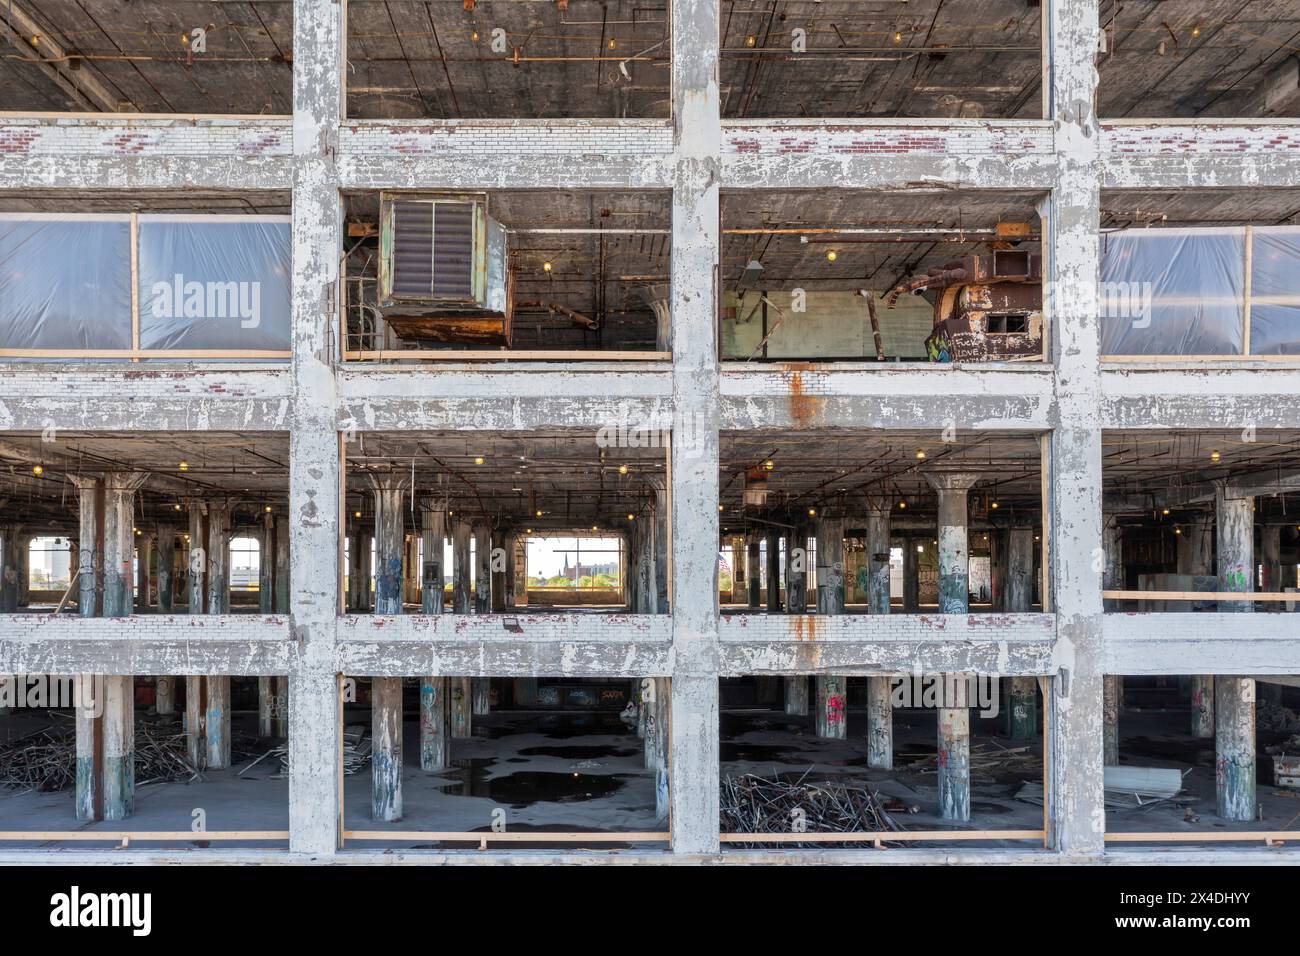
341 711 663 850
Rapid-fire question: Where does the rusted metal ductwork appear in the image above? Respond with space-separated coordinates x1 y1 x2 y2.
887 250 1043 362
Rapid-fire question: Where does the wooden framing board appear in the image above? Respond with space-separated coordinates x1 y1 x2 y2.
718 830 1045 843
0 831 288 841
343 831 670 843
0 349 291 360
342 349 671 362
1105 831 1299 844
1103 589 1297 602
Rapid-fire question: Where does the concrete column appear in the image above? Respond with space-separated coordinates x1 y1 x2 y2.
137 531 154 611
184 502 206 766
259 512 274 614
154 522 175 712
1262 525 1282 611
69 476 102 820
369 478 407 817
74 673 100 821
502 531 517 609
1102 514 1124 761
102 674 134 821
16 533 30 608
937 678 970 822
257 512 275 735
1215 484 1256 822
1103 675 1121 768
650 477 670 614
666 0 723 852
69 477 100 619
903 536 920 611
865 498 893 769
925 472 978 821
784 522 809 715
450 676 472 737
346 528 361 610
156 524 176 613
205 501 232 770
452 518 472 613
0 526 18 613
1176 514 1216 738
814 513 846 739
102 472 147 820
284 0 345 855
1007 524 1037 740
357 528 373 612
765 528 781 612
419 502 449 768
1043 0 1107 858
472 677 491 717
473 520 492 613
746 536 761 609
273 513 290 613
371 477 407 614
419 676 449 771
371 676 403 821
730 534 746 604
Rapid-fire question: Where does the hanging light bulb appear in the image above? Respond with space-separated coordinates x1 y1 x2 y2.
31 465 43 476
826 249 838 262
618 464 628 475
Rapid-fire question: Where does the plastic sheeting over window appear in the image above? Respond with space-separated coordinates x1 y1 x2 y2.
1099 228 1245 356
0 215 133 351
0 212 290 359
137 216 291 352
1249 227 1300 356
1100 225 1300 357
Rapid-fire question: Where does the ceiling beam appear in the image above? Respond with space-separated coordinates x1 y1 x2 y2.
2 1 126 112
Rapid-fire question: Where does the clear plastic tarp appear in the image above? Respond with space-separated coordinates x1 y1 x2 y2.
137 215 291 351
1249 227 1300 355
0 212 290 357
0 214 133 350
1099 227 1245 356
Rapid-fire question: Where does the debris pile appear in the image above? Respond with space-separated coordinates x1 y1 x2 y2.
720 772 909 847
0 720 206 793
0 725 75 792
906 740 1041 784
1258 700 1300 736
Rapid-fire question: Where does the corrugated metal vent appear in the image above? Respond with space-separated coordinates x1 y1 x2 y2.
392 200 433 296
431 201 474 299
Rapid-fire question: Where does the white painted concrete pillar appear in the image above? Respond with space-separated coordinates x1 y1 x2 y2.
371 677 403 822
783 522 809 716
1215 483 1256 822
419 501 449 769
1101 514 1123 763
925 473 978 822
865 498 893 769
205 501 232 770
667 0 722 856
102 471 146 820
1043 0 1107 858
284 0 346 857
452 518 472 613
814 512 846 739
1007 525 1037 740
69 475 101 821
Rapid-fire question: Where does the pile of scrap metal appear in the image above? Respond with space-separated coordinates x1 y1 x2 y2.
887 250 1043 362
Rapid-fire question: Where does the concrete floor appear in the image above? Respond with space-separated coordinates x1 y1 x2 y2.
0 711 289 850
341 711 663 850
5 696 1296 854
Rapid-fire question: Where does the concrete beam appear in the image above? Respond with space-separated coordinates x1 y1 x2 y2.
1100 121 1300 189
1102 368 1300 430
0 116 293 191
722 120 1057 191
338 120 673 190
721 366 1054 430
0 367 292 432
1104 613 1300 673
